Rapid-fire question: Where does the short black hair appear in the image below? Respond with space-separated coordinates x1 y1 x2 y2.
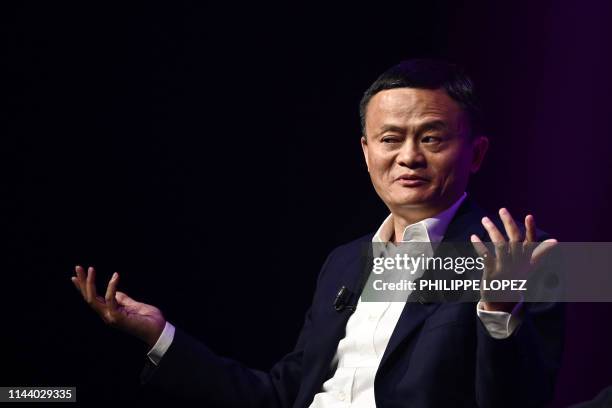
359 59 484 138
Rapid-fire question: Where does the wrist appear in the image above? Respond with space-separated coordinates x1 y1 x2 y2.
145 319 167 347
481 301 517 313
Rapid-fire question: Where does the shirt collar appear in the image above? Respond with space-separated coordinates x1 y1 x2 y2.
372 192 468 243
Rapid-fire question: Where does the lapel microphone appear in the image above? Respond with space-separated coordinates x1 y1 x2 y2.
333 244 375 312
333 286 357 312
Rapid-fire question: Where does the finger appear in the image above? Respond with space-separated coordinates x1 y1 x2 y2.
75 265 86 283
105 272 120 311
70 276 81 293
523 214 538 255
85 266 99 305
470 234 489 258
525 214 537 242
71 275 81 289
481 216 508 259
115 291 139 307
481 217 505 242
531 239 558 267
470 233 495 272
74 265 86 295
499 208 522 242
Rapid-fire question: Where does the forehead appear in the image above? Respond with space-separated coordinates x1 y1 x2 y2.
366 87 466 130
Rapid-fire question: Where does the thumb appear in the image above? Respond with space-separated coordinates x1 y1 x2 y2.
115 291 139 306
531 239 558 267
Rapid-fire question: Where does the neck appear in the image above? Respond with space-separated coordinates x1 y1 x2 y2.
390 193 464 243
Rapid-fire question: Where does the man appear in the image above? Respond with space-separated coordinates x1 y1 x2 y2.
72 59 564 407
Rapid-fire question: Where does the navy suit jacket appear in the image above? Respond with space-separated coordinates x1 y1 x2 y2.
140 196 565 407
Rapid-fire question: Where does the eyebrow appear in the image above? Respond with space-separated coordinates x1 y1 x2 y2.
377 120 449 135
378 124 406 134
417 120 448 132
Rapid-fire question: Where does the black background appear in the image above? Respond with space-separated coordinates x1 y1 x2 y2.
4 1 612 406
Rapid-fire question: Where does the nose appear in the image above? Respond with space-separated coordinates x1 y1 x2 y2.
396 139 426 169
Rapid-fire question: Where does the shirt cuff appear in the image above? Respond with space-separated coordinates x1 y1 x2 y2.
476 300 523 339
146 321 176 366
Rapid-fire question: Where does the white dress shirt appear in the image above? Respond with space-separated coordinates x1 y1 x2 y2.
147 192 521 408
308 192 520 407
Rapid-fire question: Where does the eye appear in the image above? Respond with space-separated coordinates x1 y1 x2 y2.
381 136 401 144
422 135 443 144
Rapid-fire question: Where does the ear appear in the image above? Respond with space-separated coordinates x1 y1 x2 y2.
361 135 370 172
470 135 489 173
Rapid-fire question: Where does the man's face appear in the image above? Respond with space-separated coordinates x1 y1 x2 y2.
361 87 488 215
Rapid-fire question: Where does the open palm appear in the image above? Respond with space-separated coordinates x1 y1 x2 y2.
71 265 166 347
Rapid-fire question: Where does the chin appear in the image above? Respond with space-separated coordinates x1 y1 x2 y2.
391 196 430 208
389 191 441 209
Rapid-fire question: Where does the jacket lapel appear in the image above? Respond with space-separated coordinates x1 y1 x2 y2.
377 195 489 370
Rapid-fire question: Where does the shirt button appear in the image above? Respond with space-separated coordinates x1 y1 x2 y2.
368 314 378 321
337 391 346 401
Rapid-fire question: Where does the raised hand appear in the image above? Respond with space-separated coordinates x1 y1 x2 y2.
470 208 558 312
71 265 166 347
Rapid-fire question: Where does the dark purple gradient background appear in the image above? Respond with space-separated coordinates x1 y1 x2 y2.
3 1 611 406
447 3 612 405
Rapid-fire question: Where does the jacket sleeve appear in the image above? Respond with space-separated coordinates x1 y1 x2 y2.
138 250 336 407
475 239 566 408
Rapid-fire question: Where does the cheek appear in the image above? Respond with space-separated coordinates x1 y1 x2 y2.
369 155 394 177
429 151 468 182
